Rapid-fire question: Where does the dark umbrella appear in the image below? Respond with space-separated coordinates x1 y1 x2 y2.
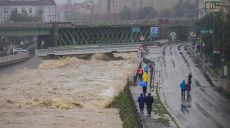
139 81 147 87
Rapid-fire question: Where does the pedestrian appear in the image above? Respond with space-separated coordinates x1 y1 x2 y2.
186 82 191 98
138 93 145 114
144 64 148 72
180 80 186 99
188 73 192 85
143 72 148 84
137 67 143 81
143 72 148 95
145 93 154 116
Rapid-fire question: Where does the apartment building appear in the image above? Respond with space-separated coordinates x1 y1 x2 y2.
0 0 56 22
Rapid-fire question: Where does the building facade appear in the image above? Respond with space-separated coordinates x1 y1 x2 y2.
0 0 56 22
198 0 223 19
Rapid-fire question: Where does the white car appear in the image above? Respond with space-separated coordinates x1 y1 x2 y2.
12 48 27 54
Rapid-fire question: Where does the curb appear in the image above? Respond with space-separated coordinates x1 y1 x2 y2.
159 91 183 128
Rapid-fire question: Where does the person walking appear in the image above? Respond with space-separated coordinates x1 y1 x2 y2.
146 93 154 116
188 73 192 85
137 67 143 81
138 93 145 114
144 64 148 72
143 72 148 96
180 80 186 99
186 82 191 98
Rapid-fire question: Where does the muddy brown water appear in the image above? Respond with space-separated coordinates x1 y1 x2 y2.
0 53 139 128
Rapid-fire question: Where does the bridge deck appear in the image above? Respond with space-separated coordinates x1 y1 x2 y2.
36 44 141 56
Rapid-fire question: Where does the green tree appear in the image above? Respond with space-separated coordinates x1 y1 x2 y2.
137 7 158 20
9 11 42 22
172 1 196 17
222 12 230 62
196 12 224 56
119 6 134 20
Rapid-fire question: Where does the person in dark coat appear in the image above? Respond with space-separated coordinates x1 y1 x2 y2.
188 73 192 85
145 93 154 116
138 93 145 114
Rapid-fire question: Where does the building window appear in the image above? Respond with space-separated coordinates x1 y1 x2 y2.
22 7 26 13
4 8 8 13
29 8 32 13
13 8 17 14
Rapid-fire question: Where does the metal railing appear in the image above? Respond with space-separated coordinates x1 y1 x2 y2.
36 44 140 56
0 52 30 66
0 19 195 28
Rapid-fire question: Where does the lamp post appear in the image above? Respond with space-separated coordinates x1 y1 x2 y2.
211 11 215 68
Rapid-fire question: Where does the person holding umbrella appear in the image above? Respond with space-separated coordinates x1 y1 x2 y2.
139 81 147 96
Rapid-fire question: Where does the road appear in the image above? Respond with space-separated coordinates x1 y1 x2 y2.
146 43 230 128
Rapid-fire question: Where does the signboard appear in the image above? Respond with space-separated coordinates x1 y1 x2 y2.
131 27 140 32
140 36 144 41
205 1 222 13
139 45 144 52
200 30 213 34
150 26 159 37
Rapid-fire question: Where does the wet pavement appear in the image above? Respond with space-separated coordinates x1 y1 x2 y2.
145 43 230 128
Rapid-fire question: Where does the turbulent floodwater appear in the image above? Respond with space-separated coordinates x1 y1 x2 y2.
0 53 139 128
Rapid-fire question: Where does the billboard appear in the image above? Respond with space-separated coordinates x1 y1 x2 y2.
205 1 222 13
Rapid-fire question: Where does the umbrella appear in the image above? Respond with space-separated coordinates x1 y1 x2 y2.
139 81 147 87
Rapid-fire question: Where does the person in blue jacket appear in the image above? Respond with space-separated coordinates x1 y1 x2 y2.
144 64 148 72
180 80 186 99
138 93 145 114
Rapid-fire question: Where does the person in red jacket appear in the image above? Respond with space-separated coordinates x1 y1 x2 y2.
137 67 143 81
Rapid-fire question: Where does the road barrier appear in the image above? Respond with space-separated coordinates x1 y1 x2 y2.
0 52 30 67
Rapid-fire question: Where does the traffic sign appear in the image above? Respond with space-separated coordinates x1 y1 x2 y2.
131 27 140 32
201 30 213 34
151 27 159 34
140 36 144 41
139 45 144 52
150 27 159 37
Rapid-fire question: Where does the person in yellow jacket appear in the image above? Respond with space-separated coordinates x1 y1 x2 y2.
142 72 148 95
143 72 148 83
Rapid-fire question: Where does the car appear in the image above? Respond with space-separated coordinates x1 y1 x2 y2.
12 48 27 54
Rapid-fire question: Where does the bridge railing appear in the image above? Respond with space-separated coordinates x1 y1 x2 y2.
0 52 29 66
0 19 195 28
0 22 53 28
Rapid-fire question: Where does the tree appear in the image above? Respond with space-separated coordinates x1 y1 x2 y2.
221 12 230 62
119 7 134 20
196 11 227 68
137 7 158 20
9 11 42 22
171 1 196 17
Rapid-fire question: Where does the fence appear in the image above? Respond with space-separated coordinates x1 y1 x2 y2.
0 52 30 67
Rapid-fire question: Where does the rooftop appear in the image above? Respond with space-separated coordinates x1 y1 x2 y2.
0 0 56 6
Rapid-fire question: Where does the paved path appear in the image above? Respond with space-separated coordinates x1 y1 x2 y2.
156 43 230 128
130 51 173 128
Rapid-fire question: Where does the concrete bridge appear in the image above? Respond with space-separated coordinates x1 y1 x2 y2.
0 19 195 47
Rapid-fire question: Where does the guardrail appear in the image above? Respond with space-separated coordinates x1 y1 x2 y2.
0 19 194 28
36 44 140 56
0 52 30 67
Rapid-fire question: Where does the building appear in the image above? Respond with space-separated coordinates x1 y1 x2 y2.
198 0 223 19
94 0 186 16
56 0 94 21
222 0 230 15
0 0 56 22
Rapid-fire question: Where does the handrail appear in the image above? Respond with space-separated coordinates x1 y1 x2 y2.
0 19 195 28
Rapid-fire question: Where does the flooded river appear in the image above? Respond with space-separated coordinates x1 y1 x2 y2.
0 53 138 128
